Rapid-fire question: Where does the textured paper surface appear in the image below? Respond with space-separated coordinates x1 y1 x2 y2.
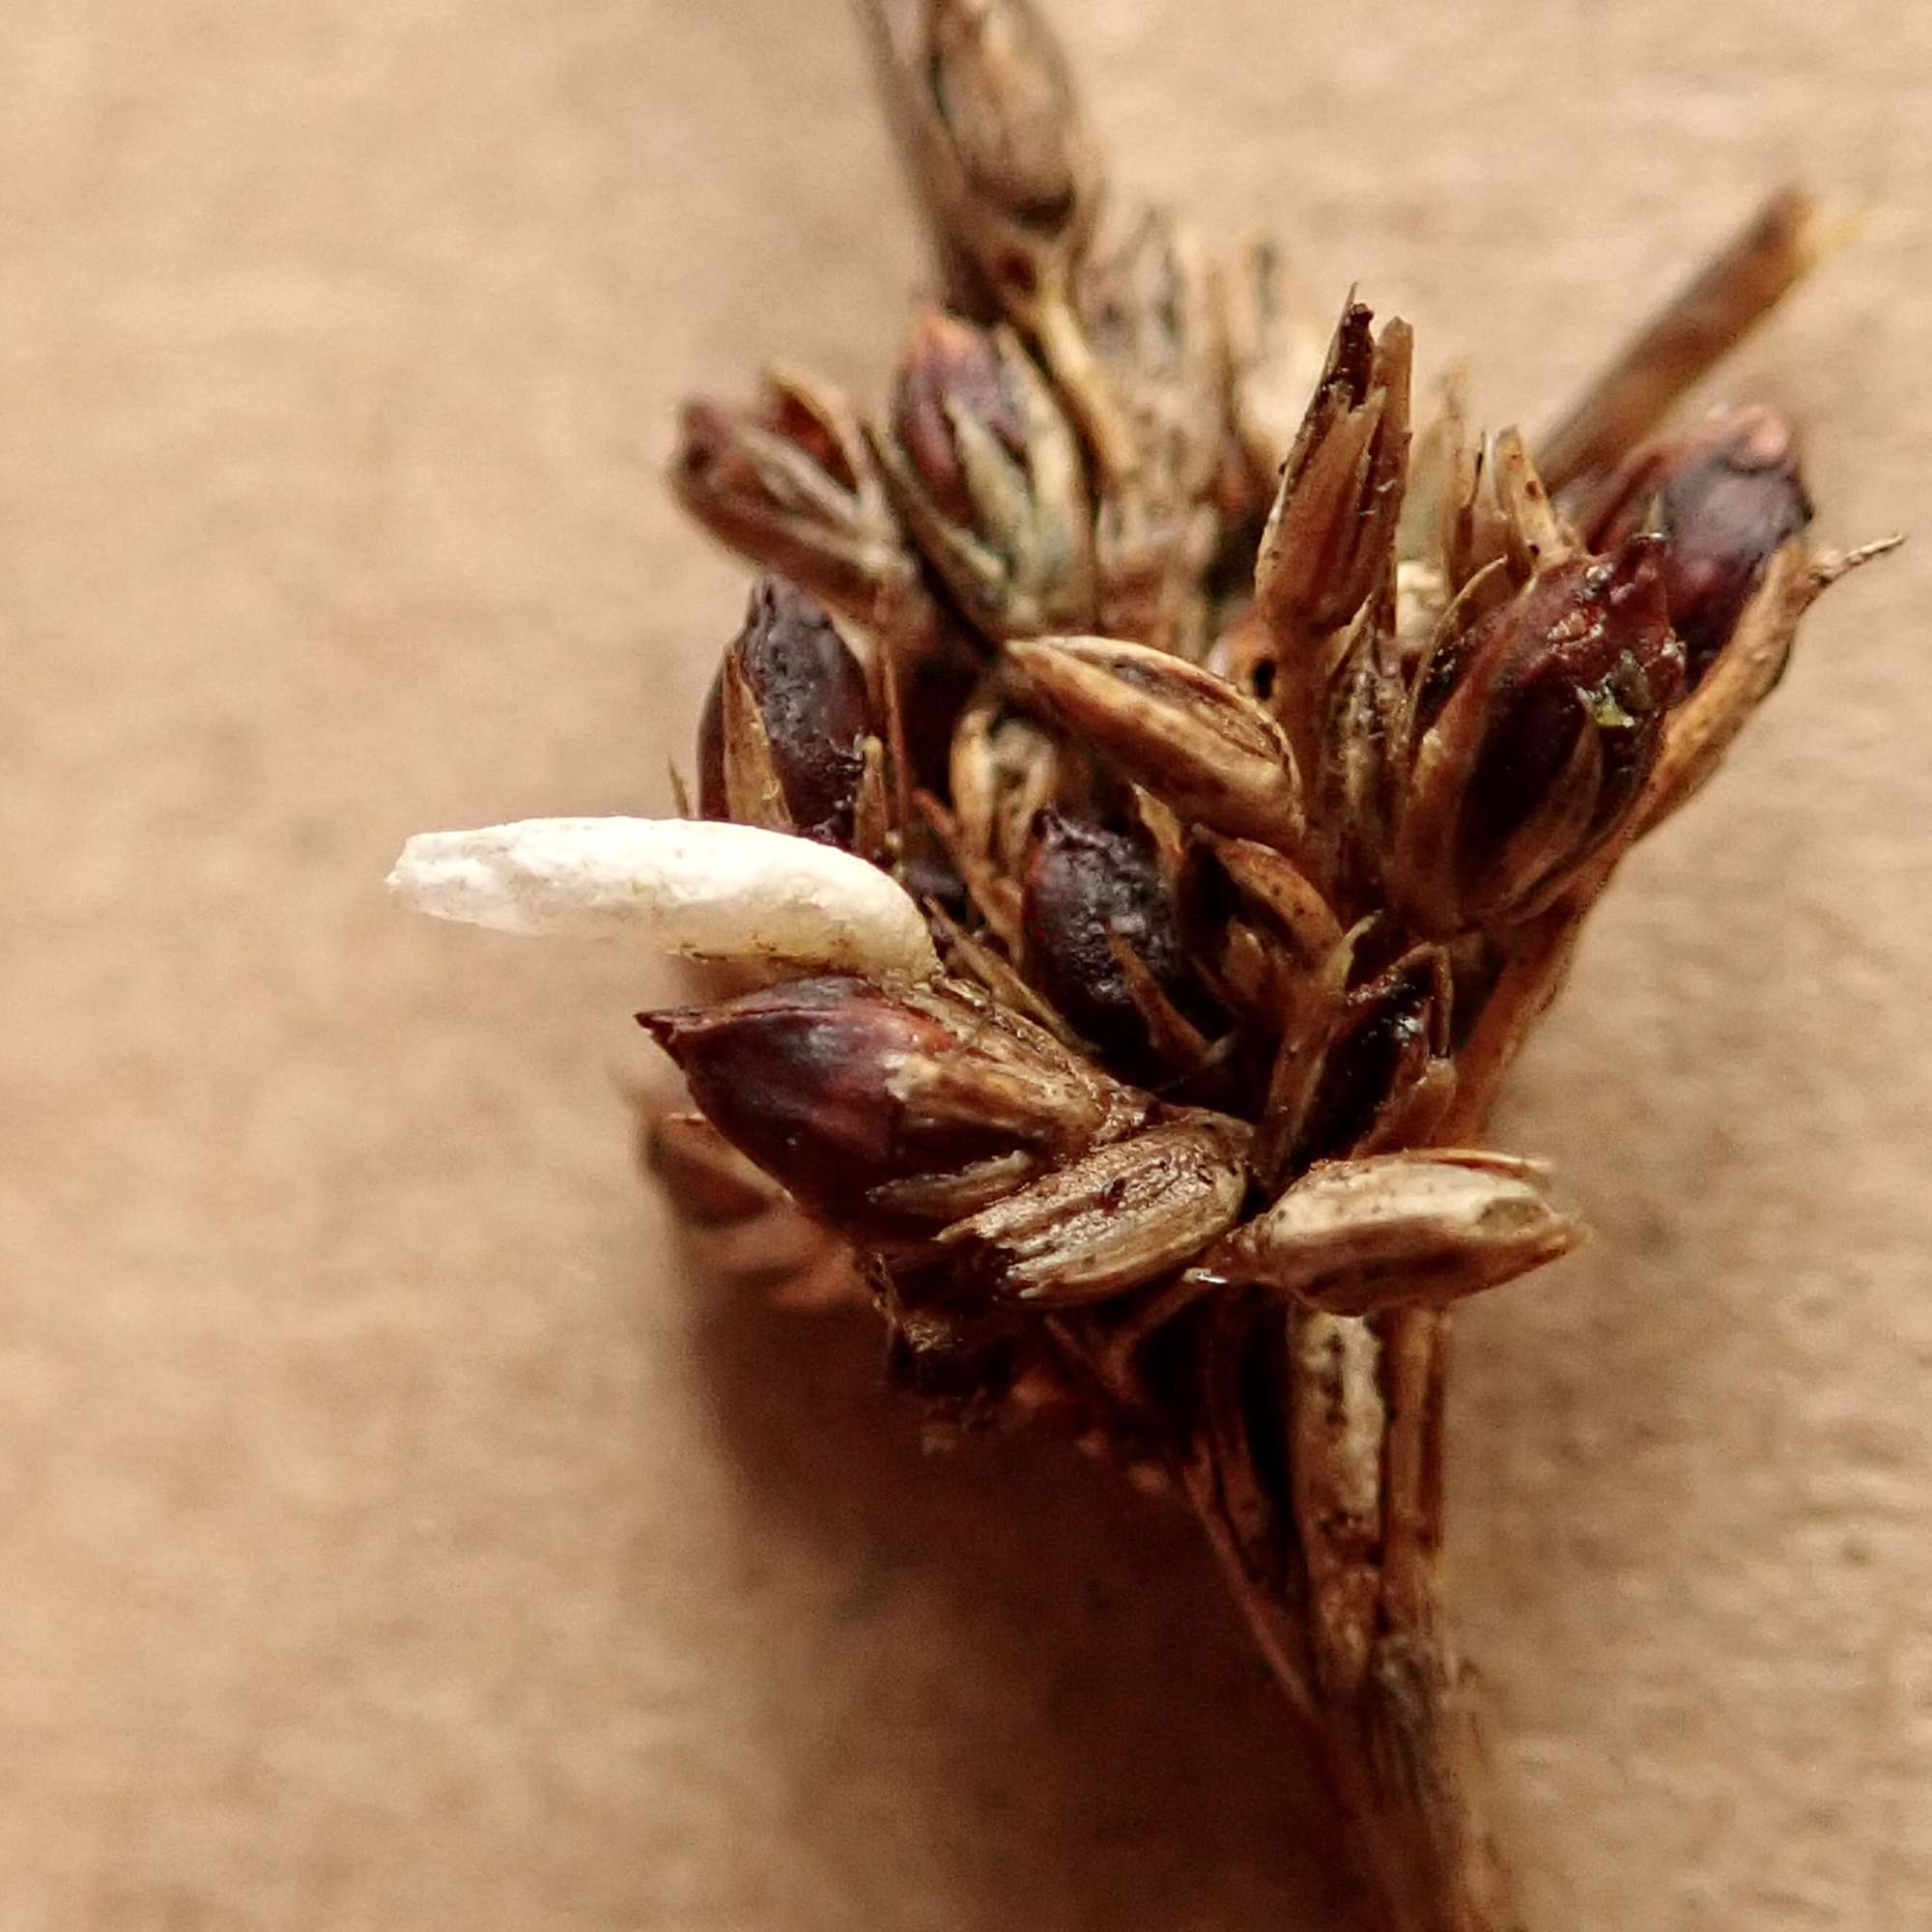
3 2 1927 1926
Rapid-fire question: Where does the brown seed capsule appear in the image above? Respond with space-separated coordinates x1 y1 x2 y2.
1260 298 1414 649
1176 830 1342 1027
1208 1151 1582 1318
672 366 915 627
1288 942 1455 1170
923 0 1097 256
1006 634 1304 847
1079 209 1230 647
870 0 1128 474
1584 406 1813 688
1313 614 1409 894
1389 536 1686 934
873 308 1095 638
1020 810 1214 1072
640 976 1139 1250
939 1110 1252 1302
696 578 874 846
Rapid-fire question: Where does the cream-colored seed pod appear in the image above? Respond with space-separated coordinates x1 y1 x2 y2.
387 816 939 982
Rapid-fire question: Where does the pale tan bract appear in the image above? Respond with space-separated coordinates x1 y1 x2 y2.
1006 633 1305 847
939 1111 1251 1302
1214 1150 1583 1318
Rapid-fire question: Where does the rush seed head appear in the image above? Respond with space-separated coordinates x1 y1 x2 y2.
392 9 1901 1922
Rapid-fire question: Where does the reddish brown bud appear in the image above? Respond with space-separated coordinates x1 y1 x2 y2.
892 311 1027 526
873 309 1094 637
696 578 874 845
1390 537 1686 933
671 367 910 624
1588 408 1812 687
1020 811 1213 1071
641 976 1137 1250
1661 411 1810 678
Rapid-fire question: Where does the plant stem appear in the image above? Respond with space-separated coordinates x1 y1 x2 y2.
1535 185 1828 495
1186 1466 1522 1932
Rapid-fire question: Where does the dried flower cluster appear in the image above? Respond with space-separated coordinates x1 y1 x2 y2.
390 4 1894 1926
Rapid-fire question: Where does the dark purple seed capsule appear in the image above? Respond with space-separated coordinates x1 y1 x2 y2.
1659 408 1811 684
696 577 871 843
639 976 1105 1248
642 980 962 1227
1296 951 1448 1166
1020 811 1208 1068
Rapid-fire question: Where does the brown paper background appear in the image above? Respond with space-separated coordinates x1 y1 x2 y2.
4 2 1927 1926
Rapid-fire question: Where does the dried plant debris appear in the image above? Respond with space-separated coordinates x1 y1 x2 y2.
391 5 1898 1927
